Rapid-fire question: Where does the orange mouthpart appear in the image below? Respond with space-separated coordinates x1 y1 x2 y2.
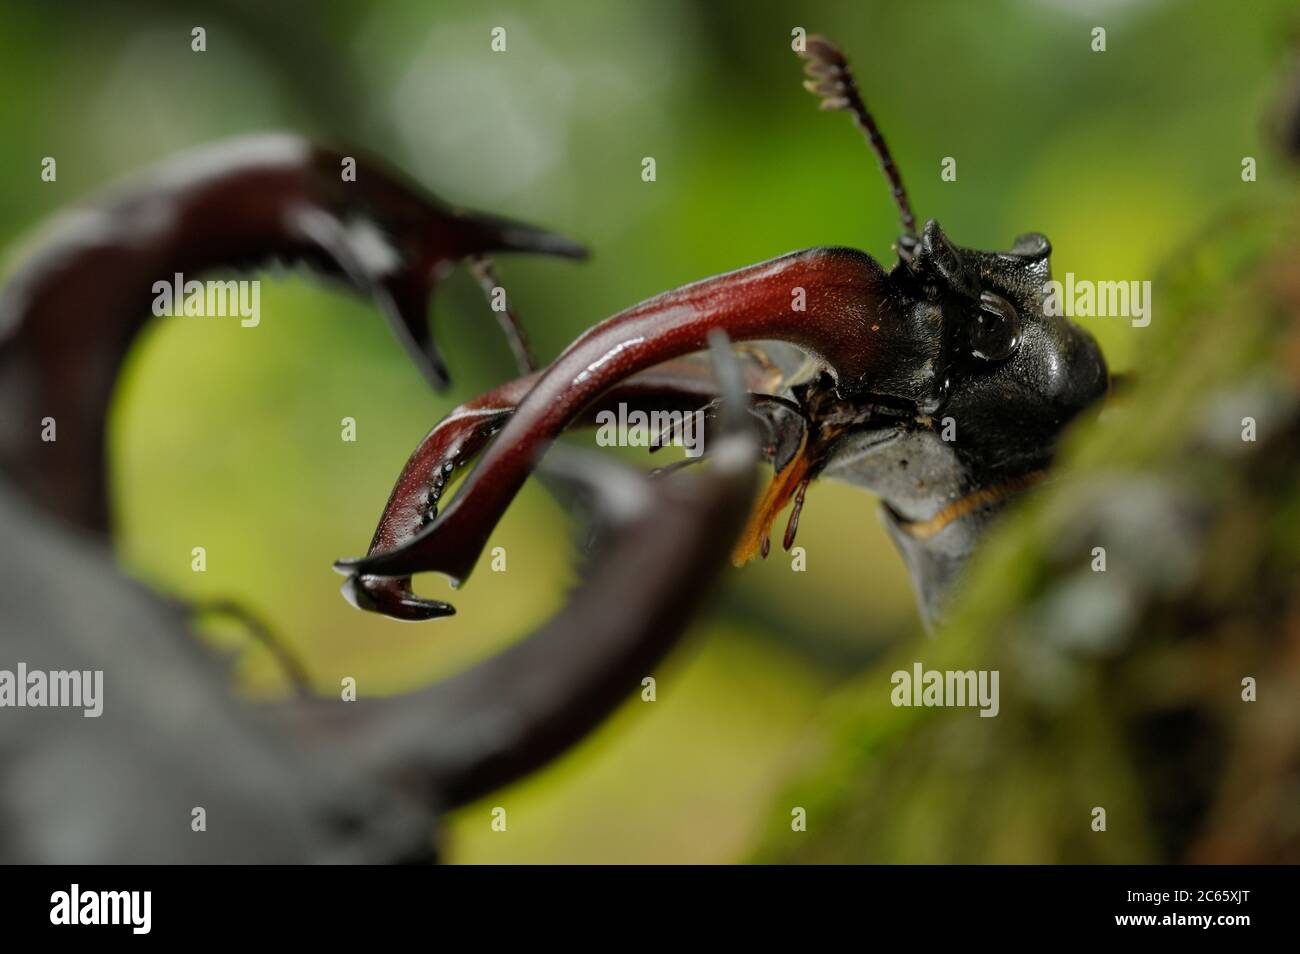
731 429 812 566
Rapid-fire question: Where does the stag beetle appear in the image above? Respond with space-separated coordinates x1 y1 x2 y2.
0 37 1110 632
337 36 1110 626
0 35 1112 632
0 33 1113 861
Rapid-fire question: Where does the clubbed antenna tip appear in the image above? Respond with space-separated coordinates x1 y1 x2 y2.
799 34 918 237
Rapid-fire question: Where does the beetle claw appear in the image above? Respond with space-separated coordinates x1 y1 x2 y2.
341 574 455 622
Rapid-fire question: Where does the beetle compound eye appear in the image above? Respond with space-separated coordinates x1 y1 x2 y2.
968 291 1021 362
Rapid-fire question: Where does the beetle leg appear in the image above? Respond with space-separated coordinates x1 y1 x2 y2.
187 598 314 697
467 255 536 374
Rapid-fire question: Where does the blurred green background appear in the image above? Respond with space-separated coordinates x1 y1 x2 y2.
1 0 1294 862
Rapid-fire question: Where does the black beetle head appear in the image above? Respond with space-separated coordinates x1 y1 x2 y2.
821 220 1108 622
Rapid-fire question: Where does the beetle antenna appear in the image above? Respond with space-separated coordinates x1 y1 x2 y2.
799 35 917 237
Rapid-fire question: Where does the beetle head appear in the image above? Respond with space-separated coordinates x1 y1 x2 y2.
819 220 1108 621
